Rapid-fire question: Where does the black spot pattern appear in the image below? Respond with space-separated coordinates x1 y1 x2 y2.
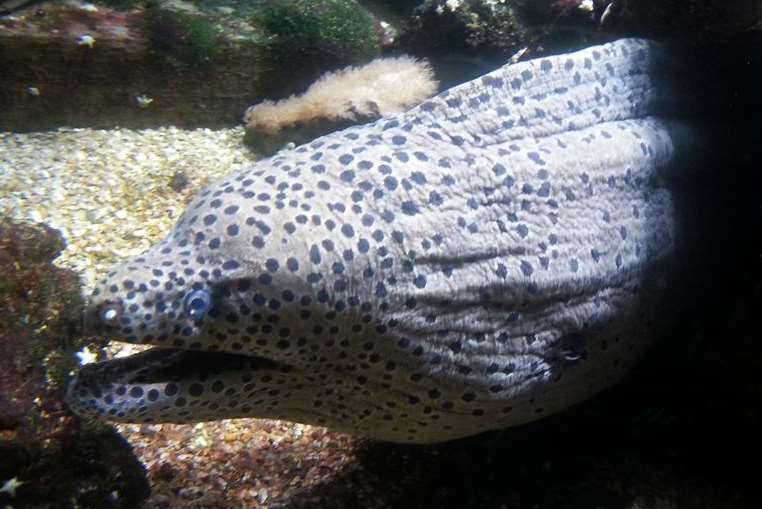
70 39 675 444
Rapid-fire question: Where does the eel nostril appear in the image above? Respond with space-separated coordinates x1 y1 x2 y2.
99 303 121 325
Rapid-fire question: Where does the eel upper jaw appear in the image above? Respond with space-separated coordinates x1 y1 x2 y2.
79 294 290 386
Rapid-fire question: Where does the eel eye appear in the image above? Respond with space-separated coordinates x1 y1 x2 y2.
184 289 212 319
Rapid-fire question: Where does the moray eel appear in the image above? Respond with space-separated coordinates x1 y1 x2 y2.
68 38 676 443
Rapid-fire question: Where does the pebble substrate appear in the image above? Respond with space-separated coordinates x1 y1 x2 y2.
0 127 254 289
0 127 363 508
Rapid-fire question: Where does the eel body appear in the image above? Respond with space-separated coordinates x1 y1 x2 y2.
68 38 675 443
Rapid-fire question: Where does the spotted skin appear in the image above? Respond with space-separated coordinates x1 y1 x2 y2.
68 39 675 443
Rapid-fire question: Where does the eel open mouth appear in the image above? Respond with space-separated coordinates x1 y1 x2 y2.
75 348 283 386
67 346 292 423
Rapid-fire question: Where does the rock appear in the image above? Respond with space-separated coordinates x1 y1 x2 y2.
396 0 536 86
169 170 189 192
0 218 149 508
0 0 383 131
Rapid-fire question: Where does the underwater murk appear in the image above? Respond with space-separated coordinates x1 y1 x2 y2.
1 1 761 508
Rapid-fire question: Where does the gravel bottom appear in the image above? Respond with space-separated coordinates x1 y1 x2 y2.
0 127 364 508
0 127 254 289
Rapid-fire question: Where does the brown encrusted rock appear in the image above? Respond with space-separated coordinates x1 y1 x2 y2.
0 219 80 422
0 218 149 509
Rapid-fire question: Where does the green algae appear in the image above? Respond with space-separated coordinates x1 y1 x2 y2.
144 6 223 67
256 0 379 69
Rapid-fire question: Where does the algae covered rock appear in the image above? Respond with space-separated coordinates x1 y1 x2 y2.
143 5 223 68
0 218 149 509
252 0 383 98
257 0 380 68
0 0 385 130
398 0 534 60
